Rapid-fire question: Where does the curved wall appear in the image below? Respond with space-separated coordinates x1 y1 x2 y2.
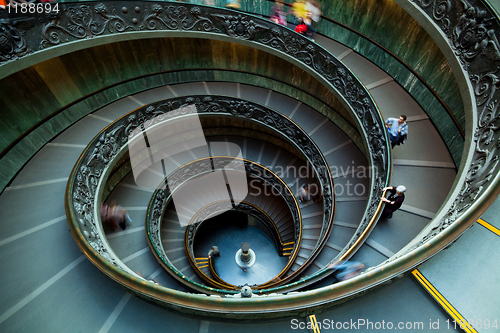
318 0 464 128
224 0 465 128
0 38 350 154
0 0 500 320
0 37 368 191
1 0 466 185
202 0 466 164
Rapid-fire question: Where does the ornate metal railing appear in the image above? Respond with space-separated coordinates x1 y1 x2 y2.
55 1 394 315
67 93 351 293
4 0 390 279
2 1 389 191
186 200 291 288
0 0 491 319
188 200 288 255
255 0 500 314
243 0 500 314
146 157 302 290
376 0 500 258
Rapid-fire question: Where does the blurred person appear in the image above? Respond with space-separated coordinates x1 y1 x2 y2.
328 261 365 281
291 0 307 22
208 246 221 258
270 0 287 26
305 0 321 40
226 0 241 9
298 184 316 203
294 11 315 40
302 10 316 39
294 18 308 35
381 185 406 219
101 202 132 231
305 0 321 23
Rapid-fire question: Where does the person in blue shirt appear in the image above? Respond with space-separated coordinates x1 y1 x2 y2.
385 115 408 148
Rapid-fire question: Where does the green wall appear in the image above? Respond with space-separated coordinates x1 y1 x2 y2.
0 38 364 191
0 37 352 155
198 0 465 163
237 0 465 132
1 0 468 187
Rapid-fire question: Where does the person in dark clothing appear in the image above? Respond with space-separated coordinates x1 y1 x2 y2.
298 184 317 203
381 185 406 219
208 246 220 258
294 11 316 40
101 203 132 231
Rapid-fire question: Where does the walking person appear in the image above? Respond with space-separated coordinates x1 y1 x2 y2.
270 1 287 26
381 185 406 219
101 202 132 231
328 261 365 281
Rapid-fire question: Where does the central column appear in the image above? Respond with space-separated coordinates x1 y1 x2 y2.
235 242 256 271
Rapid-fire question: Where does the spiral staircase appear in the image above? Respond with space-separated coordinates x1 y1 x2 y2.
1 1 500 332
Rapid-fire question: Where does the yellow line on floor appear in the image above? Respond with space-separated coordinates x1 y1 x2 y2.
477 218 500 237
412 269 477 333
308 315 321 333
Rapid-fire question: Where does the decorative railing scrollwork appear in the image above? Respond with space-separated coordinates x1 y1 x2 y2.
386 0 500 255
3 3 389 224
40 4 134 49
147 158 302 290
185 200 293 288
27 0 500 318
57 1 395 314
6 1 390 283
0 16 35 62
68 94 346 294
